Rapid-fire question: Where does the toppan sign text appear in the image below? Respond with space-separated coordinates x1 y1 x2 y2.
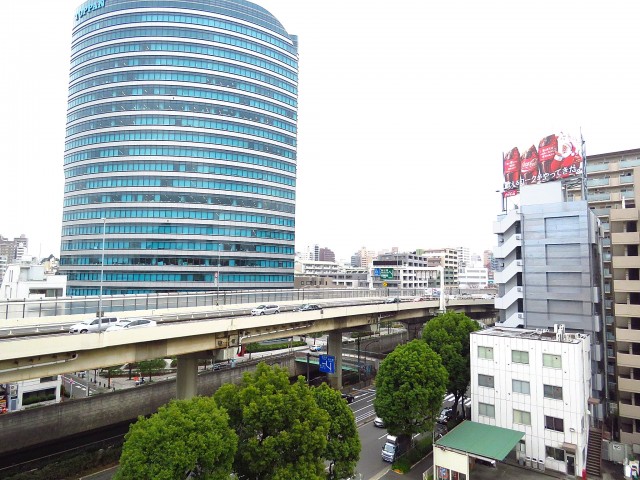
76 0 106 21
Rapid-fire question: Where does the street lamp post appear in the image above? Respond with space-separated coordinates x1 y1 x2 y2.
216 244 221 305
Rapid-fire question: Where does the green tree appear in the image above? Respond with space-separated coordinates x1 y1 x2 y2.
313 384 361 479
115 396 237 480
137 358 166 381
214 362 330 480
421 311 481 418
374 340 448 437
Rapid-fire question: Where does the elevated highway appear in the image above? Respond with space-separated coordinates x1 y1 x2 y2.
0 297 495 396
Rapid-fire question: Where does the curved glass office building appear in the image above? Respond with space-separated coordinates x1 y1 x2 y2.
60 0 297 295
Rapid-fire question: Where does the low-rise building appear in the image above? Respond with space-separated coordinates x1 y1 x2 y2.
470 325 591 477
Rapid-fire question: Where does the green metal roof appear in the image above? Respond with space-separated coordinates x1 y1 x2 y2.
435 421 524 461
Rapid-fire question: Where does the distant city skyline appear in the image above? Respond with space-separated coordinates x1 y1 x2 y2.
3 0 640 262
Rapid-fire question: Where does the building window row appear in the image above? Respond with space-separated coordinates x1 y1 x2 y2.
64 145 296 167
479 347 562 369
65 130 295 160
64 177 295 200
73 13 297 55
68 94 295 130
60 255 294 268
68 82 296 119
67 114 296 146
65 159 295 179
67 272 294 282
72 33 296 69
62 219 294 237
70 55 297 92
62 206 294 222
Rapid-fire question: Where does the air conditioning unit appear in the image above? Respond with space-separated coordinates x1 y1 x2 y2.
517 313 524 319
516 260 522 266
515 234 521 240
229 337 238 346
517 286 523 292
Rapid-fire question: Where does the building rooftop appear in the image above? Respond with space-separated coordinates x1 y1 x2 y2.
473 326 588 344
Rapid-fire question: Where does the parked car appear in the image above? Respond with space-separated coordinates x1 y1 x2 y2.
106 319 157 331
69 316 119 334
293 303 321 312
374 416 385 428
381 434 410 462
437 407 454 424
251 304 280 315
341 393 355 404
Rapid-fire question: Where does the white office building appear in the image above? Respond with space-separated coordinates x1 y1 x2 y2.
471 325 591 477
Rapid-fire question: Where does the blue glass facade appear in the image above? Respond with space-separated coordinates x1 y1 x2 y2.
60 0 297 295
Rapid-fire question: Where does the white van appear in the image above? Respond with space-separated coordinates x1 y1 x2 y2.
69 316 119 334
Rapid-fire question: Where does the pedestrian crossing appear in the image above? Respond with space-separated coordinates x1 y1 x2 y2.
444 393 472 406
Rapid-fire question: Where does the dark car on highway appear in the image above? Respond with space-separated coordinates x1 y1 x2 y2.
294 303 322 312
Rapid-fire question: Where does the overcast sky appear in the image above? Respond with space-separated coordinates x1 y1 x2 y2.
1 0 639 262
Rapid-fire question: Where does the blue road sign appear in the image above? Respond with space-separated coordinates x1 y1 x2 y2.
374 268 381 276
319 354 335 374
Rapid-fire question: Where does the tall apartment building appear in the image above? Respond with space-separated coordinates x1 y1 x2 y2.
419 248 458 286
0 235 28 284
483 249 497 285
318 247 335 262
493 182 605 422
59 0 298 295
571 148 640 446
471 326 591 477
351 247 376 269
456 246 470 269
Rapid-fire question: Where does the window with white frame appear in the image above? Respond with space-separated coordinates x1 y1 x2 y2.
512 350 529 364
543 384 563 400
478 402 495 418
478 346 493 360
545 416 564 432
546 446 565 461
512 379 530 395
478 374 494 388
543 353 562 368
513 409 531 425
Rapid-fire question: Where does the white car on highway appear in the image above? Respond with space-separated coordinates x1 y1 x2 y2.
106 319 157 331
251 304 280 315
69 316 119 334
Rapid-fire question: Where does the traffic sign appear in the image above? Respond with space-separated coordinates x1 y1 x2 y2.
319 355 335 374
380 268 394 280
374 268 381 276
382 282 388 287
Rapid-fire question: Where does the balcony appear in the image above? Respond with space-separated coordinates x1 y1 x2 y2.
620 431 640 446
498 311 525 328
611 231 640 245
621 175 635 185
493 208 520 235
587 163 611 173
617 327 640 343
494 285 523 310
619 376 640 394
493 234 521 259
590 192 612 202
588 177 611 187
615 304 640 318
614 280 640 293
620 158 640 169
619 401 640 419
610 209 639 222
494 260 522 284
612 256 640 269
617 352 640 368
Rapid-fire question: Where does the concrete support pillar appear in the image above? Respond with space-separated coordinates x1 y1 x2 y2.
176 356 198 400
327 331 343 390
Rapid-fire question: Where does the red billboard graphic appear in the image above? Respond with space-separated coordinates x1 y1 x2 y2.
503 132 583 197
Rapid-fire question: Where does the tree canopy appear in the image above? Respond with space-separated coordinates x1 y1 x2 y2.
115 396 237 480
421 311 481 416
313 383 361 479
214 362 330 480
374 339 448 437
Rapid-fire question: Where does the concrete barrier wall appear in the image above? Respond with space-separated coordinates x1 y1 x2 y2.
0 356 296 455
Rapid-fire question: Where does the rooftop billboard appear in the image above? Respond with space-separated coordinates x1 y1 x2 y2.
503 132 583 197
